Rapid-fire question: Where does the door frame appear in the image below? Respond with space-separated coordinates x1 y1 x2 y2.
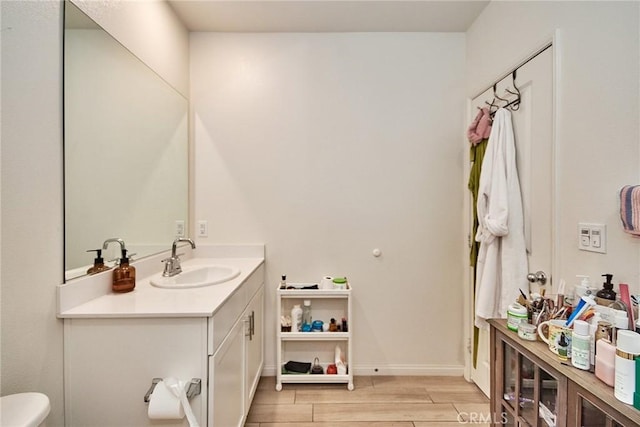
462 31 562 390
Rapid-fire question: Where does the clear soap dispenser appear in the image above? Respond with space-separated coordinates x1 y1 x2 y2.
86 249 111 275
113 248 136 293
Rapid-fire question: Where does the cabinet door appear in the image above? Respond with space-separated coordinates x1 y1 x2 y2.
64 318 207 427
245 286 264 407
495 336 565 427
567 382 638 427
210 316 245 427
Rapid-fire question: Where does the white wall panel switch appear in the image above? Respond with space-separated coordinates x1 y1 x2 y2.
579 226 591 249
578 222 606 253
589 224 606 253
198 220 208 237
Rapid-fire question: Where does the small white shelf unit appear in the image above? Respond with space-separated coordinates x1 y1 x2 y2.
276 284 353 391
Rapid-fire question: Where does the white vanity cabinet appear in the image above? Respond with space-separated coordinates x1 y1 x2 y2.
62 261 264 427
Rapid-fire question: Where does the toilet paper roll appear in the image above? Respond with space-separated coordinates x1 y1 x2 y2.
320 276 334 290
148 380 185 420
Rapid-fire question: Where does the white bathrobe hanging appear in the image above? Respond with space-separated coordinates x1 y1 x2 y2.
474 108 528 328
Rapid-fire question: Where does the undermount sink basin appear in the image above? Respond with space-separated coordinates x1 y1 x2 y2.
150 265 241 289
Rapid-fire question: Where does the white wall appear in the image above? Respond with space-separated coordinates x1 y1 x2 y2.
467 2 640 295
0 1 188 425
191 33 467 374
1 2 65 424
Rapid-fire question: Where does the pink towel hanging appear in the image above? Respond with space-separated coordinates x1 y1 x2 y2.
619 185 640 237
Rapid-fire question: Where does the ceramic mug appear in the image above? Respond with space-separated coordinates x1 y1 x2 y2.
537 319 572 355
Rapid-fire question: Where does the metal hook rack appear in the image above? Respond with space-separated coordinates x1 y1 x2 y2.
478 43 553 119
489 72 522 118
143 378 201 403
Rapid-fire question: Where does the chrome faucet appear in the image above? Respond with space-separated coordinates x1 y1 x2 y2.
102 237 125 252
162 237 196 277
102 238 127 266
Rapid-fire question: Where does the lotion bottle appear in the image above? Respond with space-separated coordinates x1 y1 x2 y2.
614 330 640 404
291 304 302 332
571 320 591 370
588 313 604 371
112 248 135 293
595 338 616 386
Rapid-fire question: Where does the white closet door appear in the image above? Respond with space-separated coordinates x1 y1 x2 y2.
469 46 554 395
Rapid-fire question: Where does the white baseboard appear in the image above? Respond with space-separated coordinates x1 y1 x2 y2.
262 364 465 377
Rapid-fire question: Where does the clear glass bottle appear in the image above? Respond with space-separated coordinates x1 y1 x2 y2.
302 300 312 327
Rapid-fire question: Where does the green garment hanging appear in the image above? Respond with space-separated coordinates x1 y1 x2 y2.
468 139 488 268
468 138 488 368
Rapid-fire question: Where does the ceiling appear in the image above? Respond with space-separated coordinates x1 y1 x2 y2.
167 0 490 33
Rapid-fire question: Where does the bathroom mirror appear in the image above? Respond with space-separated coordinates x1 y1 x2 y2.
64 1 188 280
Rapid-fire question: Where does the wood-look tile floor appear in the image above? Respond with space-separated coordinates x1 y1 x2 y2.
245 376 490 427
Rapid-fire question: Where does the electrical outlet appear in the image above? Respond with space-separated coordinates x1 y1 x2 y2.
578 223 606 253
198 220 208 237
175 220 185 237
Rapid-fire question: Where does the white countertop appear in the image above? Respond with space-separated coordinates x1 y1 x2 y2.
58 245 264 318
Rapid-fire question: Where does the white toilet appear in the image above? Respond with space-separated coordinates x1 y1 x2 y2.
0 392 50 427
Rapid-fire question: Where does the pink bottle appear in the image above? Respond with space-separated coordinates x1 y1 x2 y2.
595 339 616 387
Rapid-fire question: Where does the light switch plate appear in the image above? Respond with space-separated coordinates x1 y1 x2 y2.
175 220 185 237
578 226 590 249
578 223 606 253
198 220 208 237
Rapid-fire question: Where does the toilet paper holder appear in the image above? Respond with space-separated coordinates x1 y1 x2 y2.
144 377 201 403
